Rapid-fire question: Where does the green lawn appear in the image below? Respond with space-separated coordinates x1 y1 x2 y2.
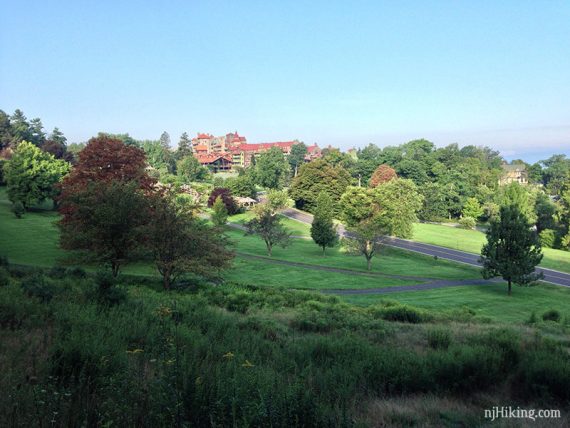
4 187 570 323
224 257 418 290
225 228 482 280
413 222 570 273
345 282 570 323
229 211 311 236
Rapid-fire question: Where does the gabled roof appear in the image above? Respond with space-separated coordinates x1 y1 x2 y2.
195 153 232 164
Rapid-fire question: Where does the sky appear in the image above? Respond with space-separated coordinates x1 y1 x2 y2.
1 1 569 162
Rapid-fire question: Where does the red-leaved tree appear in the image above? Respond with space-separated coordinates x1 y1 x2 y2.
369 164 397 188
57 136 157 275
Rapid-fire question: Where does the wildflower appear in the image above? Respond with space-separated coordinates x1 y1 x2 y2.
126 348 144 354
241 360 255 368
223 352 235 359
155 305 172 318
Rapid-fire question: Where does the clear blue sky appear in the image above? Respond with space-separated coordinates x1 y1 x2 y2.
1 1 569 161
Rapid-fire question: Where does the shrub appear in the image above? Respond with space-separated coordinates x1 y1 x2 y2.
542 309 561 323
369 303 432 323
0 256 8 267
66 266 87 279
514 349 570 404
20 273 55 302
0 268 10 287
11 201 25 218
87 271 127 307
427 328 452 350
207 188 239 215
458 216 476 230
539 229 556 248
48 266 67 279
528 311 537 324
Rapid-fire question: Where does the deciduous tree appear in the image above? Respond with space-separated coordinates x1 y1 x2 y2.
369 164 397 188
373 178 423 238
58 181 151 276
245 191 290 256
148 192 233 289
4 141 70 209
289 158 352 214
207 188 238 215
254 146 290 189
462 197 483 221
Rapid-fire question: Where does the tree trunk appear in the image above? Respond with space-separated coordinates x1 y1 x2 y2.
508 280 512 296
322 246 326 256
367 257 371 271
112 262 120 277
267 243 272 257
163 270 171 290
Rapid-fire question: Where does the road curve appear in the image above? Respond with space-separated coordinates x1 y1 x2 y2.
280 208 570 288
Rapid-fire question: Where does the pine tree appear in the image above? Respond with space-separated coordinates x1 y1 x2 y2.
159 131 171 150
480 205 543 295
311 192 338 254
177 132 192 159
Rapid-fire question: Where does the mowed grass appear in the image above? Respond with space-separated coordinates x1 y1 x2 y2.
225 228 482 280
224 257 418 290
229 211 311 236
344 282 570 323
413 222 570 273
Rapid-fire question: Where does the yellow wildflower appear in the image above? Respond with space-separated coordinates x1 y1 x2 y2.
155 305 172 318
241 360 255 368
223 352 235 359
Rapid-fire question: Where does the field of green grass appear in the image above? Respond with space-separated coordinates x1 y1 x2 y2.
4 187 570 323
413 222 570 273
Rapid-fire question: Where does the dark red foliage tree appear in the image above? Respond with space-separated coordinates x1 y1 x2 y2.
59 135 155 200
207 188 238 215
57 136 157 276
369 164 397 188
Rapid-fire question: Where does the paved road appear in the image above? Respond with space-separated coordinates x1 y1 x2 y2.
280 208 570 288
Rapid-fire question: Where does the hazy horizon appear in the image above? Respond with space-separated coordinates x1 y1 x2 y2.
1 1 568 163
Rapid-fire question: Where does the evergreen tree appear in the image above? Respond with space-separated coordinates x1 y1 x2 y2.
177 132 192 159
10 109 32 146
480 205 543 295
211 196 229 227
288 142 307 175
311 192 338 254
50 127 67 145
0 109 14 151
159 131 171 150
29 117 46 146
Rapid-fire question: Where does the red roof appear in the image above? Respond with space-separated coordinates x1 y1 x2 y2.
196 133 213 139
195 153 232 164
307 144 320 153
237 141 297 152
